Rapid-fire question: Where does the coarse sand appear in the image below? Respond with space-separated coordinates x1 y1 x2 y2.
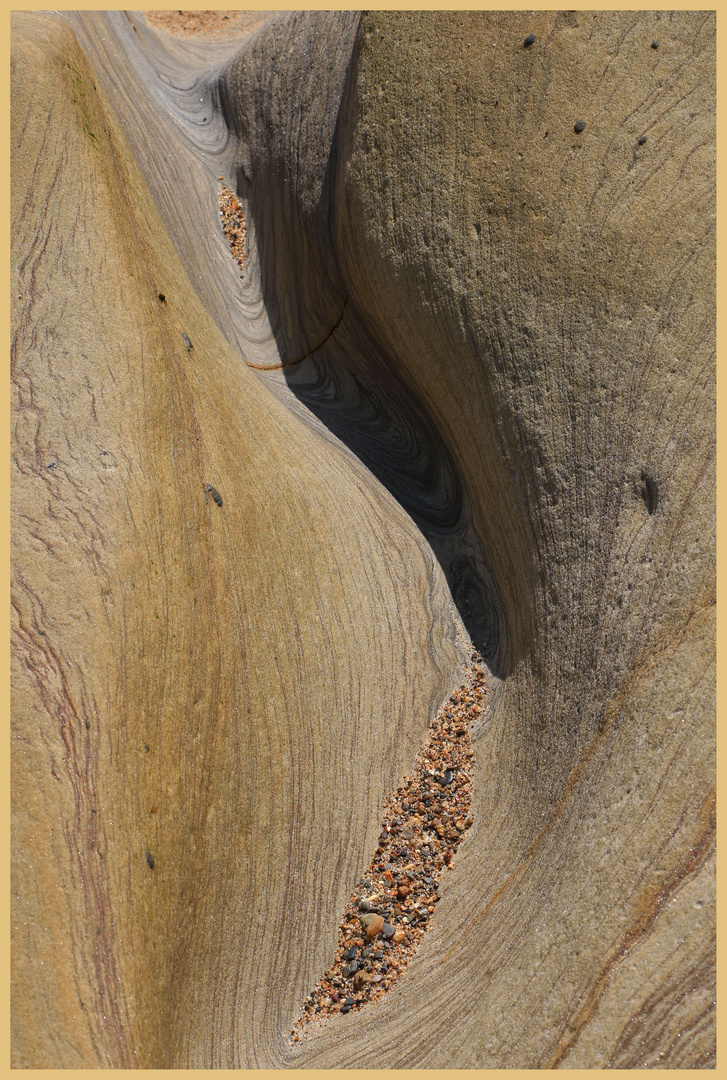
143 10 274 41
290 649 485 1040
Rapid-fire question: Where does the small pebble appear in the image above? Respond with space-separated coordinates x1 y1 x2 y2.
365 915 384 938
638 136 647 146
574 120 586 134
344 947 356 961
523 34 536 47
145 850 155 870
651 40 659 49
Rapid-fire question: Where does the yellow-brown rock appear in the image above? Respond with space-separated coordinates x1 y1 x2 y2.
10 11 461 1068
11 8 714 1070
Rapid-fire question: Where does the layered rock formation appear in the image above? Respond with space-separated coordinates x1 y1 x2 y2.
11 9 715 1069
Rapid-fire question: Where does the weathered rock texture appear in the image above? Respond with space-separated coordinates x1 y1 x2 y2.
11 8 715 1069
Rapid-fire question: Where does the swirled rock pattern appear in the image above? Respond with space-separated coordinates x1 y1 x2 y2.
11 8 714 1069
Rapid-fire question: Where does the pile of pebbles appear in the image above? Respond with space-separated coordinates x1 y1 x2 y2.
290 650 485 1040
217 180 246 276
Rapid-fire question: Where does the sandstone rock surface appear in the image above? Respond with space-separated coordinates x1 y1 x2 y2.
11 9 715 1069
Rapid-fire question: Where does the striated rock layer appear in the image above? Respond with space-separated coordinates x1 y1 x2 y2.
10 13 463 1068
11 9 715 1069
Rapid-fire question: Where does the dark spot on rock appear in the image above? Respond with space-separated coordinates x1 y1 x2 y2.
204 483 223 507
641 470 659 515
145 850 155 870
523 34 536 47
574 120 586 134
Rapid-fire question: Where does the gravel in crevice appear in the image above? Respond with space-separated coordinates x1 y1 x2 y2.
218 180 246 276
289 649 485 1041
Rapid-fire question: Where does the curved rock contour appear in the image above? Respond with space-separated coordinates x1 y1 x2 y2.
11 9 715 1069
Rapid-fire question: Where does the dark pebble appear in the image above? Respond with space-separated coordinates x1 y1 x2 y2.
341 1005 351 1014
423 876 434 885
523 33 536 47
373 950 384 960
157 293 166 303
145 850 155 870
382 923 395 939
362 947 372 959
638 136 647 145
344 997 354 1007
144 743 150 751
651 40 659 49
343 962 358 978
574 120 586 134
344 947 356 961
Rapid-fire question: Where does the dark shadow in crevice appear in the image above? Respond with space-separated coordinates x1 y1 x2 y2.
278 303 508 679
217 13 508 678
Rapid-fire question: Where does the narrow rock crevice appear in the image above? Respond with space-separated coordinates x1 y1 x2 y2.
290 649 485 1041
